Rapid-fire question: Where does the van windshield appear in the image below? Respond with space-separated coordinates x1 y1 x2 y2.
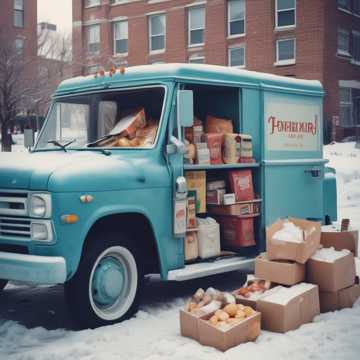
36 86 165 150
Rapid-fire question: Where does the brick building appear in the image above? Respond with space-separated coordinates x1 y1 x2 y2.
72 0 360 141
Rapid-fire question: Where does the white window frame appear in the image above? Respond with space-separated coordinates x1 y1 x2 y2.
351 30 360 65
13 0 24 28
188 54 205 64
188 6 205 48
86 64 100 75
339 87 353 127
113 20 128 56
15 38 24 55
337 28 351 57
85 0 101 8
275 38 296 66
275 0 296 30
149 14 166 54
228 45 245 68
87 24 101 54
337 0 352 14
227 0 245 38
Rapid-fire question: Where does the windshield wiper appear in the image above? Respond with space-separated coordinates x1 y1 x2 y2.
86 133 120 148
48 139 76 152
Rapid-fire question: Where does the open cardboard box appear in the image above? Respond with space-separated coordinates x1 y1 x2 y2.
321 226 358 257
306 252 356 292
266 217 321 264
180 309 206 342
319 284 360 313
256 283 320 333
255 253 305 286
198 311 261 352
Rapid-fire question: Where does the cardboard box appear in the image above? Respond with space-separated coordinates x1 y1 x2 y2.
208 199 261 216
179 309 204 341
185 171 206 213
266 217 321 264
306 252 356 292
321 227 358 257
257 283 320 333
255 253 305 286
198 312 261 351
319 284 360 313
206 189 226 205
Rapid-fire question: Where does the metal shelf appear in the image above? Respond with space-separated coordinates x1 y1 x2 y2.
184 163 260 171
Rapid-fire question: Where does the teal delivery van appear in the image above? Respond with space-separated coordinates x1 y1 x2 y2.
0 64 337 328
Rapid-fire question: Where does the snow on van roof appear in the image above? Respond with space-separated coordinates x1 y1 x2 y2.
56 63 323 96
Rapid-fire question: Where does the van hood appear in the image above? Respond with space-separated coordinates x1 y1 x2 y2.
0 151 167 191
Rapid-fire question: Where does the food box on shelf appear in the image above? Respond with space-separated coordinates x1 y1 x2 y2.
206 189 226 205
266 217 321 264
255 253 305 286
306 248 356 292
185 171 206 214
321 224 358 257
256 283 320 333
228 169 255 202
319 284 360 313
184 231 199 261
214 215 256 248
208 198 262 216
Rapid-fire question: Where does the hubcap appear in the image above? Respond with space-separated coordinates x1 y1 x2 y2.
92 257 125 306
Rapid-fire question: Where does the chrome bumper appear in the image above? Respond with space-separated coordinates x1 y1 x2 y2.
0 251 66 284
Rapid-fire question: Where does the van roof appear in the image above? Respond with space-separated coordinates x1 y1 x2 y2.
55 63 324 97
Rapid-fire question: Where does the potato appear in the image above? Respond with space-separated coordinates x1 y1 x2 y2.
223 303 238 317
243 306 254 317
237 304 245 310
193 288 205 302
209 315 218 326
215 310 229 321
188 302 197 312
235 310 245 319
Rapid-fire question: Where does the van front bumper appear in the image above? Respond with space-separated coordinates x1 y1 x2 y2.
0 251 67 285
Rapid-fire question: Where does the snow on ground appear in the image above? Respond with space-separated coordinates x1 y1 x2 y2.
0 141 360 360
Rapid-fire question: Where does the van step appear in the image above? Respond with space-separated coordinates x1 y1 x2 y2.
167 256 255 281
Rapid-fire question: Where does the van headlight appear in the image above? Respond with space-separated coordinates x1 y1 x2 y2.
29 193 52 218
31 221 53 242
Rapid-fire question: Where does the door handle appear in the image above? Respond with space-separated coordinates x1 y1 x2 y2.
304 168 322 178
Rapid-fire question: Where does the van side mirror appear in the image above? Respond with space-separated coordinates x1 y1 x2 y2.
177 90 194 127
24 129 34 149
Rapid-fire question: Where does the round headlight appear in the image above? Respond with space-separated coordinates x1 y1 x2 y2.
30 195 46 217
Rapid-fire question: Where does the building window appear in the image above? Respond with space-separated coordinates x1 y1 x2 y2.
354 0 360 15
85 0 101 7
87 25 100 54
14 38 24 55
276 38 296 65
337 28 350 56
228 45 245 67
86 65 100 75
339 88 353 126
228 0 245 37
149 14 166 53
188 7 205 46
353 31 360 63
275 0 296 29
114 21 128 55
14 0 24 28
337 0 351 12
189 55 205 64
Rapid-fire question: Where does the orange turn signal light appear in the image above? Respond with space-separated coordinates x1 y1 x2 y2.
61 214 79 224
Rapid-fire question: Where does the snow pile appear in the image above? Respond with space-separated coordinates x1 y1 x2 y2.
272 220 303 243
310 247 351 263
260 283 316 306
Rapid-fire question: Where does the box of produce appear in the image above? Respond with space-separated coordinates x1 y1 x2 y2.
319 284 360 313
266 217 321 264
255 253 305 286
208 198 261 216
306 247 356 292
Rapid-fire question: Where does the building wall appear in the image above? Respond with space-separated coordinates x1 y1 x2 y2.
72 0 360 141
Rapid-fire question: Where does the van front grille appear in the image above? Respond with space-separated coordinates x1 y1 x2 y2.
0 191 28 217
0 217 31 239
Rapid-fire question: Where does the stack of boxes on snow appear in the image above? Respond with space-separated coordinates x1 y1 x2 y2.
180 217 359 351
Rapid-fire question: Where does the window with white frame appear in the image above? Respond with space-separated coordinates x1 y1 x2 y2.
228 0 245 37
337 28 350 56
228 45 245 67
189 55 205 64
114 21 128 55
337 0 351 11
275 0 296 28
14 38 24 55
276 38 295 65
87 25 100 54
354 0 360 15
87 65 100 74
85 0 101 7
353 31 360 63
339 87 353 126
188 7 205 46
149 14 166 52
14 0 24 28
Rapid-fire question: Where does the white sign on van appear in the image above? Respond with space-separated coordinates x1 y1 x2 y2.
264 93 321 152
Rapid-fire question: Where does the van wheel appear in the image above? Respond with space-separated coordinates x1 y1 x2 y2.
65 233 142 329
0 280 8 292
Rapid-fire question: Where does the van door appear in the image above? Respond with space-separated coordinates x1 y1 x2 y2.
262 91 325 226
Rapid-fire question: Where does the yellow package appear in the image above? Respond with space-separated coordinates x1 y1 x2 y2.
185 171 206 214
